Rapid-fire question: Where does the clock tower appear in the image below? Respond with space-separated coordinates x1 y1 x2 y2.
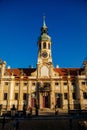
37 17 53 78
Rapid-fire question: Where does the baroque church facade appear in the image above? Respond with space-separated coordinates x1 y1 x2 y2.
0 18 87 113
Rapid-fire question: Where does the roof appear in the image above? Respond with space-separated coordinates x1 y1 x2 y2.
54 68 82 76
53 68 83 80
5 67 84 81
6 68 36 76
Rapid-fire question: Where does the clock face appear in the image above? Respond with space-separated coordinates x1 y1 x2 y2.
42 51 48 58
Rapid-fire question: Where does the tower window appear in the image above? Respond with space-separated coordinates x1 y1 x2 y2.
39 43 41 50
43 42 46 49
48 43 50 49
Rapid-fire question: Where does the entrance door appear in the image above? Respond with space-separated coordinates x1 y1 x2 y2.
43 94 50 108
45 96 49 108
31 98 36 107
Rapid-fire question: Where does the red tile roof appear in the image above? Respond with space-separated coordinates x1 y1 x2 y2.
53 68 83 80
6 67 83 81
6 68 36 76
53 68 82 76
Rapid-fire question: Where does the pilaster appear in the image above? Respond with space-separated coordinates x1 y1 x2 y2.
50 80 55 109
18 76 23 110
7 76 14 110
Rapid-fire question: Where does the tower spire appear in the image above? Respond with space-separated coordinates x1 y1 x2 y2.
43 15 46 27
41 15 48 34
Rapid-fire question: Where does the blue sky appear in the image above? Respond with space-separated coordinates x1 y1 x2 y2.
0 0 87 68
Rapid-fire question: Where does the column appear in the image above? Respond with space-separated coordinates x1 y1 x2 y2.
50 80 55 109
7 76 15 110
39 93 43 109
0 79 5 108
27 81 31 107
76 76 83 109
59 76 64 109
18 76 23 110
67 76 73 110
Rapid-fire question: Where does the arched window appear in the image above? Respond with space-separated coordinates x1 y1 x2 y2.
39 43 41 50
43 42 46 49
48 43 50 49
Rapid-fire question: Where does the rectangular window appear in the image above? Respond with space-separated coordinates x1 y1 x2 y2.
32 82 35 86
55 82 59 85
72 82 75 86
43 42 46 49
71 82 75 90
83 92 87 99
15 93 18 100
72 93 76 100
82 82 85 85
15 83 19 86
39 44 41 50
5 82 9 85
23 93 27 100
4 93 7 100
63 82 67 85
64 93 68 100
48 43 50 49
24 83 27 86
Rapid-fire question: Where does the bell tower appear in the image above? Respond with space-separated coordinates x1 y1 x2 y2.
37 16 53 78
